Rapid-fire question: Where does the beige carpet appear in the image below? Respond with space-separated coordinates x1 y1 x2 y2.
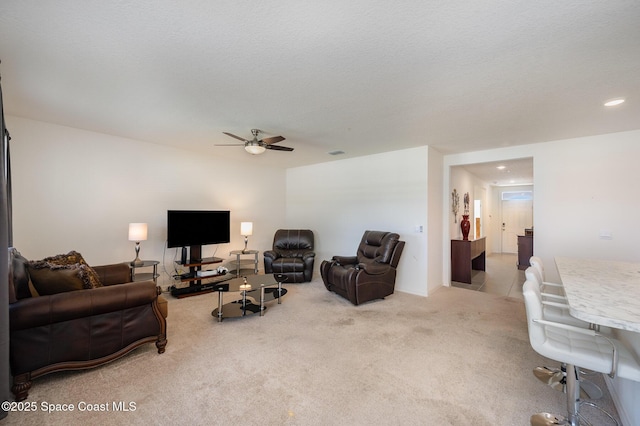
4 279 620 425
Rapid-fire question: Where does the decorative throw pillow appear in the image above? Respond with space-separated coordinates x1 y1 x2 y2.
27 263 95 295
36 250 102 288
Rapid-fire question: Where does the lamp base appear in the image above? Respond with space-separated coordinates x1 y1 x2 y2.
131 242 144 266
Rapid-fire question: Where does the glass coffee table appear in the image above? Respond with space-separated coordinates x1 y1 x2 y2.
210 274 287 322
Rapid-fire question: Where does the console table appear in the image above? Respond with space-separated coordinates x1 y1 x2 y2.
451 237 486 284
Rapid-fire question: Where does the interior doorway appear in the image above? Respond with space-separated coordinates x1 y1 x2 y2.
500 191 533 253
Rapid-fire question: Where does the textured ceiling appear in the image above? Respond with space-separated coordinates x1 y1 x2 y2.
1 1 639 172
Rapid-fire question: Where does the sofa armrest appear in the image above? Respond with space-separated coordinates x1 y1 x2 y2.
10 280 159 331
93 263 132 286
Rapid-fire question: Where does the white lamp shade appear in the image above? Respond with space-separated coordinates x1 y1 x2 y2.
240 222 253 236
128 223 148 241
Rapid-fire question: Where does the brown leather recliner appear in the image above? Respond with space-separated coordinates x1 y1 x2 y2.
8 248 167 401
320 230 405 305
263 229 315 283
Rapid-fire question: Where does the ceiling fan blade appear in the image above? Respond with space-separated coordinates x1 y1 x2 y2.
223 132 249 142
261 136 285 145
265 144 294 152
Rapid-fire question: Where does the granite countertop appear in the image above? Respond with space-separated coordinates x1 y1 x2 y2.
555 256 640 332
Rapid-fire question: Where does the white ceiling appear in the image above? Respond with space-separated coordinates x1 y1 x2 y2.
1 1 639 175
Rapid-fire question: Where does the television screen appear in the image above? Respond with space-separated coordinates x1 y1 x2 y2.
167 210 230 248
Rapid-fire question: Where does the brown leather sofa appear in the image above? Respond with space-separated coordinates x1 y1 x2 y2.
8 248 167 401
263 229 315 283
320 230 405 305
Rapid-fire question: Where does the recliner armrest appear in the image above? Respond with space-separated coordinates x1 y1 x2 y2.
302 251 315 260
333 256 357 265
263 250 280 260
356 262 390 275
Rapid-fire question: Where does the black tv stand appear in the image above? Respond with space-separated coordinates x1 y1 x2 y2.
170 280 229 297
170 245 229 298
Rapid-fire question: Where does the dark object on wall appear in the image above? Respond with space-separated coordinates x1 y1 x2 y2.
8 249 167 401
320 230 405 305
1 65 12 419
264 229 315 283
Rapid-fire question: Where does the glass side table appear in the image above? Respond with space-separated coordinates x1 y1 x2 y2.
127 260 159 283
229 250 259 277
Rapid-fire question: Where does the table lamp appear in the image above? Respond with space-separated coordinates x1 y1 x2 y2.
128 223 148 266
241 222 253 253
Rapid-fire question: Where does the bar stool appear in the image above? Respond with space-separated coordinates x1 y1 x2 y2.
529 256 566 297
525 267 609 399
523 278 640 425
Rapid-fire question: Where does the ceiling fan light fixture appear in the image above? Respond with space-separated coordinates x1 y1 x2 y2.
245 143 266 155
604 98 625 107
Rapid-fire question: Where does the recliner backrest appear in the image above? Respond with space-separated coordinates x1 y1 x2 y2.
273 229 314 257
356 230 400 265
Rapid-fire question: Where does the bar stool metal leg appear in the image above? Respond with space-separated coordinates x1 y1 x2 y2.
533 365 602 399
530 364 618 426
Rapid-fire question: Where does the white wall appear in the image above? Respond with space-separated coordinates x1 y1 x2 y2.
286 146 433 296
533 132 640 277
444 129 640 426
8 116 287 289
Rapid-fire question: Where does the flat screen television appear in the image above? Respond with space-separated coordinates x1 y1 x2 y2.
167 210 230 250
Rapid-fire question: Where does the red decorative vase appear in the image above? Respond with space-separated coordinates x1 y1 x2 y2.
461 215 471 240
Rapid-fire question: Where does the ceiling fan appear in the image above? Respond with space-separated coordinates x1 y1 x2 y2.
216 129 293 155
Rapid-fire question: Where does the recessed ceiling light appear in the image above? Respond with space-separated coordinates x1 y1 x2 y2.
496 165 506 170
604 98 625 107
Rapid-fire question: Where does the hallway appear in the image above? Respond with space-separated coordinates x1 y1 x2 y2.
451 253 525 299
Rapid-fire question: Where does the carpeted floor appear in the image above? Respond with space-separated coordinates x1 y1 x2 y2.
4 278 620 425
